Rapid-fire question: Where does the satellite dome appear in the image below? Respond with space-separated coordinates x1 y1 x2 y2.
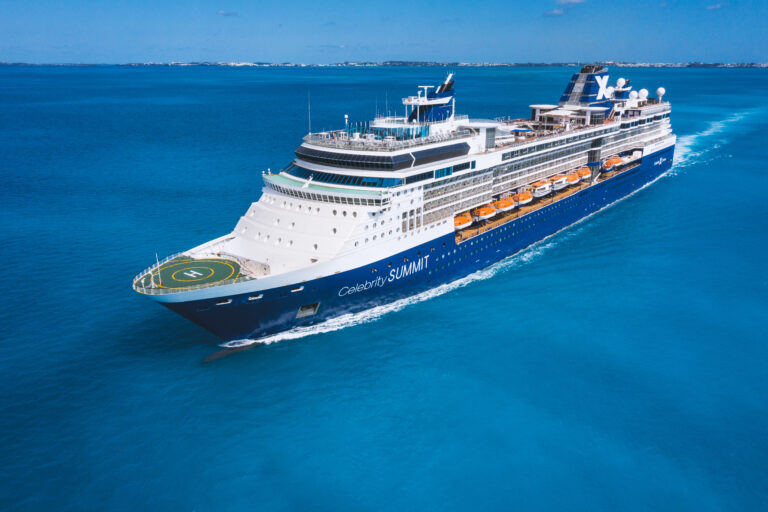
629 90 639 99
639 88 649 99
656 87 666 99
605 86 615 97
616 78 626 88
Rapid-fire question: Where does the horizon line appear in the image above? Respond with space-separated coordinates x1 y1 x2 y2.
1 60 767 68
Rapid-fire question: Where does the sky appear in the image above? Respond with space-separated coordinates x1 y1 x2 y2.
0 0 766 63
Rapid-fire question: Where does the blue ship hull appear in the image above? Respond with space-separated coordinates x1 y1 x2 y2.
165 146 674 341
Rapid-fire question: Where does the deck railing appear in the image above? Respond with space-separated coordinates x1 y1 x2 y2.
303 127 473 152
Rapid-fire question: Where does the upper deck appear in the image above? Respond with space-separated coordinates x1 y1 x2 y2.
303 115 472 152
300 73 669 159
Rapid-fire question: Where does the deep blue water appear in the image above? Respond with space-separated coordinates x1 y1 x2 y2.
1 66 767 511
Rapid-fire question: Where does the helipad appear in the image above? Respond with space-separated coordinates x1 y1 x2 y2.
136 256 242 290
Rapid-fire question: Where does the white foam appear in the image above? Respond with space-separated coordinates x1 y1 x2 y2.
670 111 749 175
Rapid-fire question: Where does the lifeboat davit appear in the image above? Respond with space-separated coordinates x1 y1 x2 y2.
513 190 533 205
549 174 568 191
577 167 591 180
531 180 552 198
603 156 622 170
493 198 516 212
472 205 497 221
566 172 580 185
454 213 473 230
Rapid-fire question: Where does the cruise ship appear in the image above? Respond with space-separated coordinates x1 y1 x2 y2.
133 65 675 341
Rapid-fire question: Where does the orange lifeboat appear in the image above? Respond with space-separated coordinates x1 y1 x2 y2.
454 213 473 230
549 174 568 191
603 156 622 170
493 198 516 212
513 190 533 205
472 204 497 221
531 180 552 198
577 167 591 180
566 172 580 185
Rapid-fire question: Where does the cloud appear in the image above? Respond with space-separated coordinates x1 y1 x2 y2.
218 10 237 16
705 3 723 9
546 0 584 16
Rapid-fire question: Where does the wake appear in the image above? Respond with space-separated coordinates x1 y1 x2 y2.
221 110 752 348
670 110 752 174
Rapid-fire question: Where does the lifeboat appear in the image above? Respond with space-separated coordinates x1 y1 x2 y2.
603 156 622 170
531 180 552 198
493 198 516 212
577 167 592 180
566 172 580 185
513 190 533 205
549 174 568 191
454 213 473 230
472 205 497 221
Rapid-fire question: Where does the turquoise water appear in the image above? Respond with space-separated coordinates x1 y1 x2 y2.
1 66 767 510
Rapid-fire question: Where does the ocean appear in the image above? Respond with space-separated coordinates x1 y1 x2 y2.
1 65 766 511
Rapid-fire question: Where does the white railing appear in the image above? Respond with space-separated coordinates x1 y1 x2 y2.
303 127 473 152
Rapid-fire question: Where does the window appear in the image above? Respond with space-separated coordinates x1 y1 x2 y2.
405 171 434 184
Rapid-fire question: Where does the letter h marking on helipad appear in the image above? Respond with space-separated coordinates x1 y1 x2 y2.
184 270 204 278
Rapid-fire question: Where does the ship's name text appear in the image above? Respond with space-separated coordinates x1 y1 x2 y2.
338 255 430 296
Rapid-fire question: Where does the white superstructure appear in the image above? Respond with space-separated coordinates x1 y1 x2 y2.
136 66 674 303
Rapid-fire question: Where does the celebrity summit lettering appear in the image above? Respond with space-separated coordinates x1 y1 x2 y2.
338 255 430 297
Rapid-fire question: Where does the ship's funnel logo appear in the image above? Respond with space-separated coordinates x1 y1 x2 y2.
595 75 610 100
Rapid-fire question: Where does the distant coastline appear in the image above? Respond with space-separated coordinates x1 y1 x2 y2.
2 60 767 68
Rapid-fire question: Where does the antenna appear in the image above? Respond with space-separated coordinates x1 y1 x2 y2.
307 90 311 135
